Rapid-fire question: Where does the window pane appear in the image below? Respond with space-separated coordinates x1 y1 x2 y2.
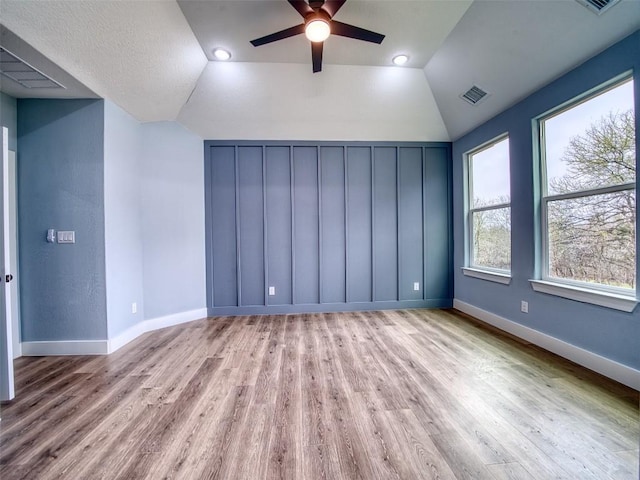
547 190 636 290
544 79 635 195
470 138 510 208
472 207 511 270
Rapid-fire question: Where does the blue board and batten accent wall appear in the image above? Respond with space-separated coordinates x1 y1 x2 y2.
204 141 452 316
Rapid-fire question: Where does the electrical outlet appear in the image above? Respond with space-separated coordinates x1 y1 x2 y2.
521 301 528 314
268 286 276 296
132 302 137 314
413 282 420 291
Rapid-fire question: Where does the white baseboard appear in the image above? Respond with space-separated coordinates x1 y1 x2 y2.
21 340 109 356
21 308 208 357
453 299 640 391
108 308 207 353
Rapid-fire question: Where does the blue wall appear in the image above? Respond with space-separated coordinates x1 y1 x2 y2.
104 101 145 337
0 92 17 151
16 98 206 343
452 31 640 369
17 99 107 341
140 121 205 319
205 141 452 315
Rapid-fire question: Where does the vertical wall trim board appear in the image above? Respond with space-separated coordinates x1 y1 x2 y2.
447 145 454 297
396 146 401 302
234 146 242 306
371 146 376 302
262 146 269 306
342 146 348 303
205 146 214 308
422 147 428 301
205 140 451 315
344 146 350 303
290 146 296 304
318 145 323 303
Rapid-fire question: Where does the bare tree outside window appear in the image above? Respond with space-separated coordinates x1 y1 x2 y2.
467 137 511 272
541 79 636 291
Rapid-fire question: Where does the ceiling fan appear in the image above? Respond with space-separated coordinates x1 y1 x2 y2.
250 0 385 73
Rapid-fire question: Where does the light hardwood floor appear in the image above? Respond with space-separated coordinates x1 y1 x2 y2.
0 309 638 479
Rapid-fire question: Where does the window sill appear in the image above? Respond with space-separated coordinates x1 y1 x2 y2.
529 280 637 313
462 267 511 285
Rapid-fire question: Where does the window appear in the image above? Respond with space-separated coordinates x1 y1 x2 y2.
537 76 636 301
466 136 511 279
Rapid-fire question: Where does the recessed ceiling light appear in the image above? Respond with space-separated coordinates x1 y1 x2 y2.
213 48 231 61
392 54 409 66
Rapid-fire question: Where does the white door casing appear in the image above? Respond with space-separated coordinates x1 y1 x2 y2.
0 126 15 402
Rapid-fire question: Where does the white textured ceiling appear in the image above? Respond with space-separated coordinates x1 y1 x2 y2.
178 0 473 69
425 0 640 140
0 0 207 122
0 0 639 140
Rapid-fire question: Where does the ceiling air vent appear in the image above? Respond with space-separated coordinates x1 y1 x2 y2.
460 85 489 106
575 0 622 15
0 47 65 89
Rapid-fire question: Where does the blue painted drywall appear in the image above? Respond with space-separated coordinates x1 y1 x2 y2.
17 99 107 341
205 141 452 315
0 92 17 151
452 30 640 369
140 121 206 319
103 101 145 337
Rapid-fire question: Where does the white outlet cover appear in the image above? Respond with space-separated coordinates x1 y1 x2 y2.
413 282 420 291
268 286 276 296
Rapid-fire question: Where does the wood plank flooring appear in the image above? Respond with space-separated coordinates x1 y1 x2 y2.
1 309 638 479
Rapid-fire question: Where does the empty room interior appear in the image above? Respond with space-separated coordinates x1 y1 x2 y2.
0 0 639 478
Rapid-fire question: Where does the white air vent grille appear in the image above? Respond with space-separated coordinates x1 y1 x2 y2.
0 47 65 89
460 85 489 105
575 0 622 14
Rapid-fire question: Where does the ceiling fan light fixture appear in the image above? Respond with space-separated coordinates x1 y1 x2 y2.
305 19 331 43
213 48 231 61
392 54 409 66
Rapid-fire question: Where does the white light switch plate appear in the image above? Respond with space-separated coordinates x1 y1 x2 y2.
268 286 276 296
57 231 75 243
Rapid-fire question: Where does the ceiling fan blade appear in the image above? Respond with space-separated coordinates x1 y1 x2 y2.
330 20 385 44
311 41 323 73
288 0 314 17
250 24 306 47
321 0 347 18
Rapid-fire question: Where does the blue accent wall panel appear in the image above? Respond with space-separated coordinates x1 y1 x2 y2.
346 147 373 302
293 146 320 304
399 147 424 300
320 146 346 303
373 147 398 301
424 147 452 301
205 141 452 315
17 99 107 341
452 31 640 371
265 147 293 305
210 146 238 306
238 146 265 306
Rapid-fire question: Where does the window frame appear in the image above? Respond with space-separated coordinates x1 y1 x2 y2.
464 133 512 282
535 73 637 306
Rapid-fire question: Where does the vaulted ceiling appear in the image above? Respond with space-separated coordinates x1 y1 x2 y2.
1 0 639 141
